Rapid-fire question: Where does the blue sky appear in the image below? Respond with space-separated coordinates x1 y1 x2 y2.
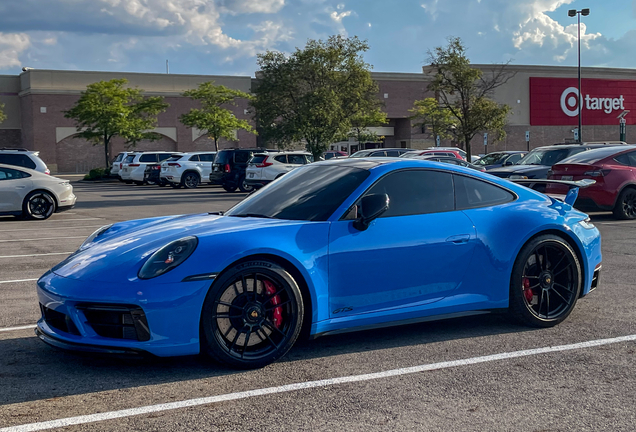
0 0 634 77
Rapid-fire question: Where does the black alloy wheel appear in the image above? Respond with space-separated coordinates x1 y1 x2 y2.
201 261 304 369
238 177 254 193
613 188 636 220
23 191 56 220
509 235 581 327
182 173 200 189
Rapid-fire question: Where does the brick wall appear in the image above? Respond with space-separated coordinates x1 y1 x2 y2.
0 129 21 147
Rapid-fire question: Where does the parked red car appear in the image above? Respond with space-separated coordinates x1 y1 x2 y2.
400 149 465 160
546 145 636 219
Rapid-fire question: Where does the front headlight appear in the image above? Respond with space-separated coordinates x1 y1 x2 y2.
578 217 595 229
138 236 198 280
80 224 113 250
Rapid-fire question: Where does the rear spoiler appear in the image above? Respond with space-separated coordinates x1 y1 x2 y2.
509 178 596 206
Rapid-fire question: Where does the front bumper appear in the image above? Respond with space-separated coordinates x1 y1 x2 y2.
35 271 213 357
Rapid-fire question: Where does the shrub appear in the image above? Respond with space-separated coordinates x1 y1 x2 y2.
83 167 111 180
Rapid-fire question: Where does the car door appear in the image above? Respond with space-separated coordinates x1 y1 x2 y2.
328 169 477 316
198 153 215 178
0 167 32 212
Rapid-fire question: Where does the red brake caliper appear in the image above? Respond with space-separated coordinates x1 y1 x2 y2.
523 277 533 302
263 280 282 329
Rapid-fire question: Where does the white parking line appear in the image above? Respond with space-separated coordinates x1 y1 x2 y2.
38 218 103 222
0 252 73 258
0 225 102 233
0 278 38 284
0 324 36 333
2 333 636 432
0 236 85 243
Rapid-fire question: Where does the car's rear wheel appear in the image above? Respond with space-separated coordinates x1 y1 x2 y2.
223 184 237 192
613 187 636 220
134 181 145 186
201 260 304 369
182 173 200 189
23 191 56 220
239 177 254 193
508 235 581 327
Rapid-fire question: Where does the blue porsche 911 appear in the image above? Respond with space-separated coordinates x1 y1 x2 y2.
36 158 602 368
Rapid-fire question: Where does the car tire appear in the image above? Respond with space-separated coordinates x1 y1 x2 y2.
508 234 581 328
612 187 636 220
200 260 304 369
125 180 133 184
238 177 254 193
134 181 145 186
223 184 237 193
23 191 56 220
182 173 200 189
170 183 182 189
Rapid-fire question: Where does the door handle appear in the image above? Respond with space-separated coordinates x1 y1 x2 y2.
446 234 470 244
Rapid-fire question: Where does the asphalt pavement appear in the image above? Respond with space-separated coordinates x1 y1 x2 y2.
1 180 636 431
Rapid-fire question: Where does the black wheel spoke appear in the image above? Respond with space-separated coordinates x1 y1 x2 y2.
216 301 243 311
265 298 293 311
545 289 551 317
554 263 572 276
240 275 248 295
551 286 570 305
259 326 280 349
554 282 574 293
543 246 550 269
536 251 543 271
550 253 568 275
538 289 545 317
241 328 252 359
263 320 286 338
253 273 259 301
228 328 243 353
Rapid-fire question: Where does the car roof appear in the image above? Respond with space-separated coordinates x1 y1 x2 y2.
0 148 39 155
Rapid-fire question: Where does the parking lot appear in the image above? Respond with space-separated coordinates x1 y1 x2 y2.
2 179 636 431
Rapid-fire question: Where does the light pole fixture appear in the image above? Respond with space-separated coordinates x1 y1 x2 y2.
568 8 590 143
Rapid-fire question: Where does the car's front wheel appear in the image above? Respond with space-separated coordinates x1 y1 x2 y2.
23 191 56 220
182 173 200 189
613 187 636 220
201 260 304 369
508 235 581 327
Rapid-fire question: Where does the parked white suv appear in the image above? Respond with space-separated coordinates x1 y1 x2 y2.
120 151 178 185
0 148 50 175
160 152 217 189
245 151 313 188
111 151 137 179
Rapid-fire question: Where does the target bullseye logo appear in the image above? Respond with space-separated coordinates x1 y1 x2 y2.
560 87 581 117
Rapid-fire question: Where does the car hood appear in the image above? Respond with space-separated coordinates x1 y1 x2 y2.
50 213 302 281
487 164 549 178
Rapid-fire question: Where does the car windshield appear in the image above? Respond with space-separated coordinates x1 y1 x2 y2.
474 153 506 165
166 156 183 162
400 152 421 159
559 146 633 165
124 155 135 163
225 164 370 221
516 148 573 166
350 150 373 158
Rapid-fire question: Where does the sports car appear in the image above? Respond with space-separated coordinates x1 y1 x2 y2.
36 158 602 369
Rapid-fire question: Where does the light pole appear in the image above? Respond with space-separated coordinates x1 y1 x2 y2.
568 8 590 143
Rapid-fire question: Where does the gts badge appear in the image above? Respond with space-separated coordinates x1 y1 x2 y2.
332 306 353 314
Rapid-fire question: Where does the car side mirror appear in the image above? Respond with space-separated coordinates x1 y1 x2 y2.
353 194 390 231
504 160 514 166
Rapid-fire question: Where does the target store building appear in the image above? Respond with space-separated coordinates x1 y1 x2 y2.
442 64 636 152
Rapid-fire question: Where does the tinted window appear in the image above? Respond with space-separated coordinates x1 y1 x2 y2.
159 153 174 161
0 167 29 180
385 150 400 157
0 154 35 169
274 155 287 163
188 155 200 161
166 156 183 162
139 154 157 163
364 170 454 217
199 153 216 162
113 153 124 163
288 154 306 164
350 150 373 158
124 155 136 163
507 154 523 164
475 153 506 166
559 146 633 165
518 148 580 166
234 152 251 164
614 151 636 167
371 151 387 157
454 175 515 210
250 155 267 164
226 165 370 221
305 155 315 163
215 150 231 164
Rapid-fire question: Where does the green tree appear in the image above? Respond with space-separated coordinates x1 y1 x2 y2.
180 81 256 152
0 103 6 125
252 35 383 160
347 109 388 150
409 98 456 142
64 79 169 168
424 37 512 160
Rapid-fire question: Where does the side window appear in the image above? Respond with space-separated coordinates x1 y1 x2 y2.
288 155 306 164
124 155 136 163
454 175 515 210
139 154 157 163
158 153 173 162
199 154 215 162
113 153 124 163
363 170 454 217
234 152 251 163
20 155 36 169
0 167 30 180
0 154 23 167
274 155 287 163
188 155 200 162
305 155 314 163
385 150 400 157
615 151 636 167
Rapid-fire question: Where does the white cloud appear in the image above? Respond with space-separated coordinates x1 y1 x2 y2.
0 32 30 69
220 0 285 14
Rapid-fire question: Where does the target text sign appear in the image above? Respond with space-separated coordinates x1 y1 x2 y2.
530 77 635 126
